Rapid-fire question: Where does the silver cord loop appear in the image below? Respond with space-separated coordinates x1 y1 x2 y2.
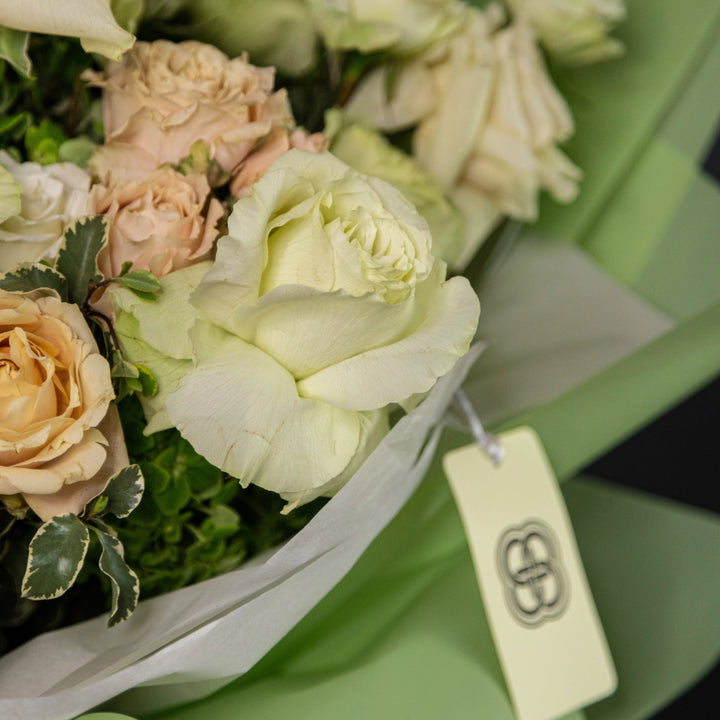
455 390 505 466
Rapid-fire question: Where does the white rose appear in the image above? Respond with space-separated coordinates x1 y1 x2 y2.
328 118 466 269
506 0 626 65
0 151 92 273
114 150 479 507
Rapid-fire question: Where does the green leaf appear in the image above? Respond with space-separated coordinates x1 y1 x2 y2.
140 544 180 568
201 505 240 539
111 353 140 379
170 437 223 500
188 465 223 501
176 139 210 176
88 494 109 516
161 518 184 544
188 537 225 563
102 464 144 519
115 270 162 296
56 216 108 304
136 364 158 397
25 120 66 165
0 26 31 78
154 468 191 515
0 112 30 138
127 288 158 302
58 136 96 168
0 263 68 299
122 491 161 527
115 376 143 402
21 514 89 600
116 395 155 454
92 527 139 626
140 461 170 495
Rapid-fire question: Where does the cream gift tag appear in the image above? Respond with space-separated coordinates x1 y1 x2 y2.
443 426 617 720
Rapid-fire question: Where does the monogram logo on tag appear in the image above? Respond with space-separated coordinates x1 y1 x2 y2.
496 519 568 627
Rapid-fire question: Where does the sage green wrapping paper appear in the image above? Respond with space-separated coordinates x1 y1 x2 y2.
130 441 720 720
72 0 720 717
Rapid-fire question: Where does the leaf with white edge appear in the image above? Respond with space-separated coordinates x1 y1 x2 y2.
92 526 139 626
21 514 89 600
56 216 108 304
0 263 68 299
0 26 31 77
102 464 144 518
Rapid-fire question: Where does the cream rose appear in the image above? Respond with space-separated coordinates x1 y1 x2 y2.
346 7 581 265
506 0 626 64
0 151 92 273
91 163 224 279
0 291 121 521
114 150 479 507
85 40 293 173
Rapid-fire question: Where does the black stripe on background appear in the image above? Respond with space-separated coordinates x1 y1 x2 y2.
701 122 720 182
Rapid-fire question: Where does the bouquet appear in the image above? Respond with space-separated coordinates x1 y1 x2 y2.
0 0 667 717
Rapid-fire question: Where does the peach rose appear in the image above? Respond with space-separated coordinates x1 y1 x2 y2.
85 40 292 173
0 291 123 521
230 128 328 198
91 164 224 279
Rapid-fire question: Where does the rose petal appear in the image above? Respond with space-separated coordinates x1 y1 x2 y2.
0 427 107 495
280 407 389 511
166 324 361 493
23 405 127 521
296 266 479 410
229 284 415 379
